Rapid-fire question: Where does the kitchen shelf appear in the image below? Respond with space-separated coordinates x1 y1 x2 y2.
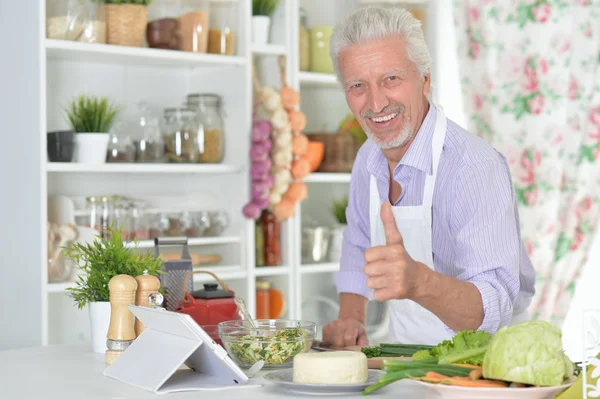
127 235 241 249
300 262 340 274
251 44 286 56
298 71 339 86
304 173 351 183
46 162 241 174
254 266 291 277
46 39 247 68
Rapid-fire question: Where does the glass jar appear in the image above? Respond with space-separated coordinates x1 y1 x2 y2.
46 0 106 43
187 93 225 163
299 7 310 71
261 210 280 266
100 196 113 239
112 197 131 239
147 0 181 50
85 196 100 231
207 0 237 55
176 0 210 53
106 125 135 163
134 102 164 163
256 280 271 319
130 200 150 240
163 108 199 163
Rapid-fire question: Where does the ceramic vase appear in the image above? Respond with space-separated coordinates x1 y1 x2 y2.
74 133 109 164
251 15 271 45
89 301 111 353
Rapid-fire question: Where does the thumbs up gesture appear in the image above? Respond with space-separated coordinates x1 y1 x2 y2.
364 202 421 301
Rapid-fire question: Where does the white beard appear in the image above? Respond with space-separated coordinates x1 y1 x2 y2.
365 120 414 150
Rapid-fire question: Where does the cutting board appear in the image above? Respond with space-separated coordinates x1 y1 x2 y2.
312 343 411 369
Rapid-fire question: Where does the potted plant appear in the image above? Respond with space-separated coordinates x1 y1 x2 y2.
65 94 119 164
329 196 347 262
104 0 153 47
63 226 162 353
252 0 281 45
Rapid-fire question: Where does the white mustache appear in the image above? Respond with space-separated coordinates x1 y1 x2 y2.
362 104 405 120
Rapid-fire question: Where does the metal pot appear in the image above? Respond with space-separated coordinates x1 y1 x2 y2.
302 226 331 264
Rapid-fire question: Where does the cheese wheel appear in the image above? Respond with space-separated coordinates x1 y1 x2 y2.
292 351 368 384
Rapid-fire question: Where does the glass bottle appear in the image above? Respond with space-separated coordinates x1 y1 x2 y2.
207 0 237 55
176 0 210 53
261 210 280 266
255 218 265 267
299 7 310 71
100 196 113 239
85 196 100 231
163 108 199 163
255 280 271 319
187 93 225 163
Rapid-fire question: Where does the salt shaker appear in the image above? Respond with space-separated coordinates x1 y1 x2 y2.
105 274 138 365
134 270 161 337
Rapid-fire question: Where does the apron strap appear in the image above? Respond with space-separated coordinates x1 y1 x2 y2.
422 107 447 207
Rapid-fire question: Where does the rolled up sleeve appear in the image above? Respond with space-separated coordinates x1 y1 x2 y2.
449 158 521 334
334 147 373 300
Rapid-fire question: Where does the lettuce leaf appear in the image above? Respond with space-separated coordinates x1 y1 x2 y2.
425 330 492 365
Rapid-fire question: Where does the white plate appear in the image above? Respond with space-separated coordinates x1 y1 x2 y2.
410 377 575 399
263 369 384 395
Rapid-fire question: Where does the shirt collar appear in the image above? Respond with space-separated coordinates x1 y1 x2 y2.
366 103 437 179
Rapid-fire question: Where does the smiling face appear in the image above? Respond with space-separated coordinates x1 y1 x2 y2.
339 36 431 151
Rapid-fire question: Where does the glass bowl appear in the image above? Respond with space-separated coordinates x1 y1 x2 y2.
218 319 316 369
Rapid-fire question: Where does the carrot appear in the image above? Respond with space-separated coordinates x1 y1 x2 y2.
453 363 482 369
425 371 451 379
469 369 483 380
419 376 508 388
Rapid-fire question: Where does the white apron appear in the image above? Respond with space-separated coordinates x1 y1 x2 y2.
369 107 529 345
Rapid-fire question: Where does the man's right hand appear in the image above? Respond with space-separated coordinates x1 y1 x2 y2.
322 317 369 348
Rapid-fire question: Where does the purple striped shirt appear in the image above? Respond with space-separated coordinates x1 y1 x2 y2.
334 105 536 334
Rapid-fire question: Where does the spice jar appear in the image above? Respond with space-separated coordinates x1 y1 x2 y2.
187 93 225 163
256 280 271 319
176 0 210 53
261 210 280 266
207 0 237 55
299 7 310 71
163 108 199 163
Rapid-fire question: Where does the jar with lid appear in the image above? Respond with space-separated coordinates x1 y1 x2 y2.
255 280 271 319
146 0 181 50
261 210 280 266
130 200 150 240
106 122 135 163
187 94 225 163
46 0 106 43
176 0 210 53
100 196 114 239
299 7 310 71
133 102 164 163
112 197 131 239
163 108 199 163
207 0 237 55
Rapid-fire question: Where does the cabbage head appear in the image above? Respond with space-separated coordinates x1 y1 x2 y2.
482 321 574 386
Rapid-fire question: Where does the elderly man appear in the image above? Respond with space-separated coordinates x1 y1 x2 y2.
322 7 536 347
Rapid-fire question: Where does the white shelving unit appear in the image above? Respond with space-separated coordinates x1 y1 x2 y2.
0 0 437 349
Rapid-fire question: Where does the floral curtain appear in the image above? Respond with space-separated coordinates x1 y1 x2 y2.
452 0 600 325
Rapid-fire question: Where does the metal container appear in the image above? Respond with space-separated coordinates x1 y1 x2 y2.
301 226 331 264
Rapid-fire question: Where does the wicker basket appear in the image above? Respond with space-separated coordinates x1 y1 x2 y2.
306 132 360 173
105 4 147 47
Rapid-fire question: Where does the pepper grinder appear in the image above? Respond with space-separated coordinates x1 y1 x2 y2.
134 270 161 337
105 274 138 365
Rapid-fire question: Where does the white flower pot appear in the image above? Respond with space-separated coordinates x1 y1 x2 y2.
328 224 346 262
89 301 111 353
252 15 271 45
74 133 109 164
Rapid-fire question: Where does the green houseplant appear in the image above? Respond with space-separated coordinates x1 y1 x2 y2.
65 94 120 164
104 0 153 47
329 196 348 262
252 0 282 45
63 225 162 352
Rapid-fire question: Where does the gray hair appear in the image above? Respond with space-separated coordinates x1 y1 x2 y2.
329 7 432 84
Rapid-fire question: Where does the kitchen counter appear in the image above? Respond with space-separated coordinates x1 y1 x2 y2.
0 345 441 398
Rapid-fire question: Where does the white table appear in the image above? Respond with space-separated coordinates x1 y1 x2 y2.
0 345 441 398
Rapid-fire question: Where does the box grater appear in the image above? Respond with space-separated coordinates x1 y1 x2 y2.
154 237 193 311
